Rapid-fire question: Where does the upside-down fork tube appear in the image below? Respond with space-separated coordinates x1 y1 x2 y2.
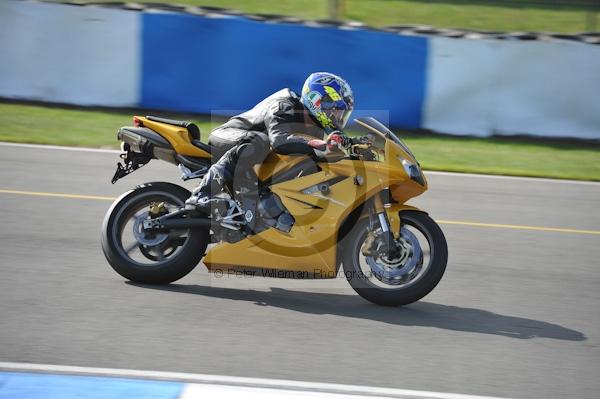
372 192 400 259
373 193 391 233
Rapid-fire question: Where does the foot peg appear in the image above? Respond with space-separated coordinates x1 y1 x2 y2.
185 195 229 216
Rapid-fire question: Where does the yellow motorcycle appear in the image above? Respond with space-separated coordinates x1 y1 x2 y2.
101 116 447 306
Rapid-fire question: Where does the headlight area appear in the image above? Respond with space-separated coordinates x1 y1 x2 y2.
398 156 426 186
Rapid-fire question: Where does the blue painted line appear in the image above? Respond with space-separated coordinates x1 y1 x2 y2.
0 372 183 399
141 13 428 129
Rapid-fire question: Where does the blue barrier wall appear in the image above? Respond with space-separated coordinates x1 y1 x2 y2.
141 13 428 129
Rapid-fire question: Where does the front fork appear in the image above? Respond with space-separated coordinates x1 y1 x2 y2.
363 192 400 258
372 193 393 236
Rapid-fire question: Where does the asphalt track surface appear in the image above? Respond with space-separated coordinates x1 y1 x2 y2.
1 143 599 398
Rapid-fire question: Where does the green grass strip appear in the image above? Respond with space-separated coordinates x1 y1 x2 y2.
70 0 598 33
0 102 598 181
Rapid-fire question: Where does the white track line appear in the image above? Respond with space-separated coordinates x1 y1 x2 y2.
0 362 508 399
0 141 119 153
425 170 600 186
1 141 597 185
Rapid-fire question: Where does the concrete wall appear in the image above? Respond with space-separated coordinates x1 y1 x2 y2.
0 1 140 107
424 37 600 139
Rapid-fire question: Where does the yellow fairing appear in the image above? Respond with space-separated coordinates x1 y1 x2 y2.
204 140 427 276
136 116 211 158
254 153 309 181
204 165 349 276
385 203 425 238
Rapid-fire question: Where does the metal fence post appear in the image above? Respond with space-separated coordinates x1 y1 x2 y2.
328 0 344 20
586 0 600 32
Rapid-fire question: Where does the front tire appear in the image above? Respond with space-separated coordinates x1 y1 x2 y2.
101 182 209 284
341 211 447 306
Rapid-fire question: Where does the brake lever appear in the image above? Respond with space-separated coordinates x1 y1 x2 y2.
353 135 374 145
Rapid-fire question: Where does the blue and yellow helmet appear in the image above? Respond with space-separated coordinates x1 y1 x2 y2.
301 72 354 131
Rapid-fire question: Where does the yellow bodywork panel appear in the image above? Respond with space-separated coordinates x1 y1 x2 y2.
254 153 309 181
385 203 425 238
132 115 429 277
204 152 426 276
136 116 211 158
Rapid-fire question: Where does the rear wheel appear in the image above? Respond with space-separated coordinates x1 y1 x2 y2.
101 182 209 284
341 211 447 306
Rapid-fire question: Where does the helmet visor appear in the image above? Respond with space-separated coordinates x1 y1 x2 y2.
326 106 353 129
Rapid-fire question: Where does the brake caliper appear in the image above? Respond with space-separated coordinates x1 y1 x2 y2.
361 231 380 257
149 202 167 218
362 231 404 260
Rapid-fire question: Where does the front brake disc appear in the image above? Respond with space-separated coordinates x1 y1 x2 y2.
365 227 422 285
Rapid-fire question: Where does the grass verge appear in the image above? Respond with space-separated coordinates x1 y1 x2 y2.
70 0 598 33
0 102 598 181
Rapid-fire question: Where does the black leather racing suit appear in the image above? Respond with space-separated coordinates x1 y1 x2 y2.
190 88 326 200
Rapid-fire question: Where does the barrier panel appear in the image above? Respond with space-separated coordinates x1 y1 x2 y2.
0 0 598 139
424 37 600 139
0 1 140 107
140 13 428 128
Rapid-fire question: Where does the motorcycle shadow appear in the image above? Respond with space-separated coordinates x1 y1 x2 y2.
128 282 586 342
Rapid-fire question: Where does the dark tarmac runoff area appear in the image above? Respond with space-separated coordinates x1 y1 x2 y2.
0 143 599 398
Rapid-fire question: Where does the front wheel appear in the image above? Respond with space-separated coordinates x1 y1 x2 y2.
101 182 209 284
341 211 447 306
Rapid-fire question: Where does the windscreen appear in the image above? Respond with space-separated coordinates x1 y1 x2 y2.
353 117 416 160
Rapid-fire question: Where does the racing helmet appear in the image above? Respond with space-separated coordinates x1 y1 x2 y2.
301 72 354 131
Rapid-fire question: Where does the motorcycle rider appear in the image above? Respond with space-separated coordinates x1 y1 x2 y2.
186 72 355 212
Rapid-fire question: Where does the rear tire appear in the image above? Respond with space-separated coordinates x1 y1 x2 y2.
341 211 447 306
101 182 209 284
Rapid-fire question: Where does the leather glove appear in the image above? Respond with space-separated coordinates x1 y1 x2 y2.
308 139 331 158
327 131 353 149
308 132 352 158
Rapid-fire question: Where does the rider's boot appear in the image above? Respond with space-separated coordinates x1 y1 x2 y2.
185 164 230 215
